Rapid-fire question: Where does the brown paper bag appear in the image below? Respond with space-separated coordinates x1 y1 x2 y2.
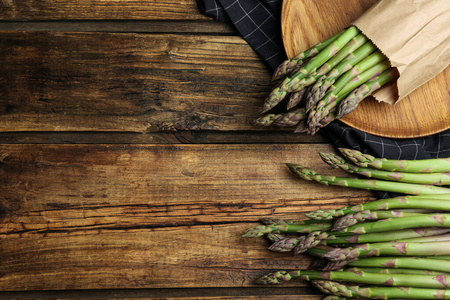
352 0 450 104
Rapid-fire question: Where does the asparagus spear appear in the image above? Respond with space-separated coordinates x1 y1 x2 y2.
336 68 398 118
261 27 360 113
305 194 450 220
338 148 450 173
256 269 450 289
332 210 431 230
252 107 307 127
320 152 450 186
287 164 450 195
271 31 342 82
345 267 450 276
305 40 377 111
242 222 332 238
269 236 303 252
322 296 347 300
272 107 307 127
251 113 282 127
311 280 450 299
307 59 391 134
337 214 450 234
285 33 369 110
348 257 450 273
295 227 450 254
259 217 317 226
285 89 307 110
307 49 386 116
324 240 450 261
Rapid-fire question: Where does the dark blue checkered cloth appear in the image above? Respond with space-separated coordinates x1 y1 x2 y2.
196 0 450 198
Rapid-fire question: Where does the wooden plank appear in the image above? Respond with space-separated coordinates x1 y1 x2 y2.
0 144 374 291
0 0 209 21
0 131 327 145
0 288 321 299
0 31 272 133
0 20 236 34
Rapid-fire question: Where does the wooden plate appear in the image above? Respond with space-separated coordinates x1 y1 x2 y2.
281 0 450 138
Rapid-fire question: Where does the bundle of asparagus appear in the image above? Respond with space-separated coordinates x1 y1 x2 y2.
243 150 450 299
252 26 399 135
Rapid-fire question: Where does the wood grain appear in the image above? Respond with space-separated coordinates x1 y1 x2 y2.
0 0 208 21
0 31 271 133
282 0 450 138
0 144 373 291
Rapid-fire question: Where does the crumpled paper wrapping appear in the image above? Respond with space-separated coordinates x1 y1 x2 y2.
352 0 450 104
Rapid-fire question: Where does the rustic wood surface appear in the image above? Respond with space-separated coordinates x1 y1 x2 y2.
282 0 450 138
0 1 375 298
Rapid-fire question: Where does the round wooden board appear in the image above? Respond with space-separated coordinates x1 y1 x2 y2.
281 0 450 138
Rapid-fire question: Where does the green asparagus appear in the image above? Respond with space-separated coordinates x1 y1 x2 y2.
320 152 450 186
332 210 431 230
323 240 450 261
287 163 450 195
271 31 342 82
336 68 398 118
311 280 450 299
242 222 332 238
305 194 450 220
307 59 391 134
256 269 450 289
338 148 450 173
348 257 450 273
337 214 450 234
262 27 360 113
305 40 377 111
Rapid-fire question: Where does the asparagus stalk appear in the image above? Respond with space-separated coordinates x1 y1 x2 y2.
285 89 307 110
261 27 360 113
271 31 342 82
242 222 332 238
294 119 308 133
345 267 450 276
338 148 450 173
251 113 282 127
332 210 431 231
347 257 450 273
269 236 303 252
256 269 450 289
272 107 307 127
305 41 377 111
320 152 450 186
295 227 450 254
322 296 347 300
323 241 450 261
307 59 391 134
337 214 450 234
305 194 450 220
287 164 450 195
259 217 317 226
311 280 450 299
252 107 307 128
336 68 398 118
307 50 386 116
285 33 369 110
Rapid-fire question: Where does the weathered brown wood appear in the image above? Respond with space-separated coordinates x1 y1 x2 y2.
0 20 236 34
0 288 321 299
0 31 273 133
0 131 327 144
0 0 209 21
0 144 373 291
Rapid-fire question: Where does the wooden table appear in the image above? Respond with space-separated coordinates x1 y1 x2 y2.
0 1 374 298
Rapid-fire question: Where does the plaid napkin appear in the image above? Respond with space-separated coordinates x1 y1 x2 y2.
196 0 450 198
